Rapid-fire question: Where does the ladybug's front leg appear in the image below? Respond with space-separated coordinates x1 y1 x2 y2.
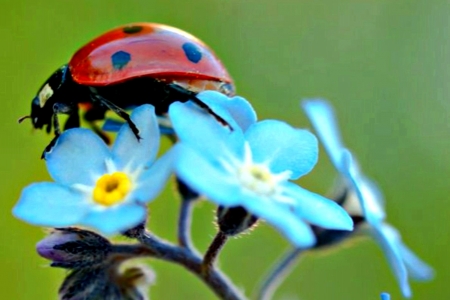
41 103 77 158
41 113 61 159
91 94 141 141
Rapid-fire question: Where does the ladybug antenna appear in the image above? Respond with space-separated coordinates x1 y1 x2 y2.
18 115 31 124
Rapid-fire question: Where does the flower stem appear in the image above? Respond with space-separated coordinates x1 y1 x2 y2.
256 247 304 300
178 199 195 250
110 244 154 259
202 231 229 274
128 228 246 300
175 178 199 251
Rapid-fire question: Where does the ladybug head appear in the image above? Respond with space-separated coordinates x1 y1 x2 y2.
29 65 69 130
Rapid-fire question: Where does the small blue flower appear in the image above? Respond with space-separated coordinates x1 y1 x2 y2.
13 105 175 235
381 293 391 300
302 99 433 298
168 92 353 248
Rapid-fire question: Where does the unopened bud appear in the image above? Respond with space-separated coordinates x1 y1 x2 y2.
217 206 258 236
59 263 154 300
118 265 155 299
313 186 365 249
36 228 112 269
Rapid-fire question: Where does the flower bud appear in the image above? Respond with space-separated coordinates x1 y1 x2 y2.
59 263 154 300
118 265 155 299
217 206 258 236
312 187 365 249
36 228 112 269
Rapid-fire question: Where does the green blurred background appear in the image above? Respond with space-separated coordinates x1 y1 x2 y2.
1 0 447 299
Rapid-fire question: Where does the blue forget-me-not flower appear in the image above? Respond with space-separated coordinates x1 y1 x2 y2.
168 91 353 248
302 99 433 297
381 293 391 300
13 105 175 235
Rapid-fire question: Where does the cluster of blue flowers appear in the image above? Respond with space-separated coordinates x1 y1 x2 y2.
13 91 433 299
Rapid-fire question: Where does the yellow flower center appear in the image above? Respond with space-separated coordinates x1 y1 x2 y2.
93 172 132 206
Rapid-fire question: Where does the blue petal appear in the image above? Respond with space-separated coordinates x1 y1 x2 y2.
13 182 89 227
342 150 385 224
242 193 316 247
103 117 176 135
175 145 243 207
197 91 257 130
301 99 346 171
282 182 353 230
133 147 177 203
245 120 318 179
112 105 160 171
370 223 411 298
81 204 147 235
169 102 245 161
398 241 434 281
45 129 110 186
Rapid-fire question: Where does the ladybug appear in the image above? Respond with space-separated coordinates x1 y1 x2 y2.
22 22 234 154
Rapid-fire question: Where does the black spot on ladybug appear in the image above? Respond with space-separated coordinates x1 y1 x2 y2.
111 51 131 70
123 25 143 34
182 42 202 63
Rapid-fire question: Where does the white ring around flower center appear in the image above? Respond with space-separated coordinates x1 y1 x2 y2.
238 164 277 196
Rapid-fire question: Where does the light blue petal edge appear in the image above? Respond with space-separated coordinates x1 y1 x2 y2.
169 101 245 162
174 144 243 207
133 146 178 203
301 98 346 171
197 90 257 130
81 204 147 235
342 149 385 224
282 181 353 231
398 240 434 281
112 104 160 171
245 120 318 180
45 128 110 186
13 182 89 227
241 193 316 247
371 223 412 298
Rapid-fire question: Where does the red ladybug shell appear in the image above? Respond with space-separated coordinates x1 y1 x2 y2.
69 23 233 87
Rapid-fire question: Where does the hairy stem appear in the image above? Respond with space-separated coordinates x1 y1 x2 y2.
256 247 304 300
202 231 228 274
125 227 246 300
110 244 154 259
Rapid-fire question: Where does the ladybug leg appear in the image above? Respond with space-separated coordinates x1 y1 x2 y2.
45 121 52 134
166 83 232 129
52 112 62 136
52 102 78 134
42 102 77 158
42 136 59 159
91 94 141 141
83 106 111 144
64 112 80 131
41 113 61 159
